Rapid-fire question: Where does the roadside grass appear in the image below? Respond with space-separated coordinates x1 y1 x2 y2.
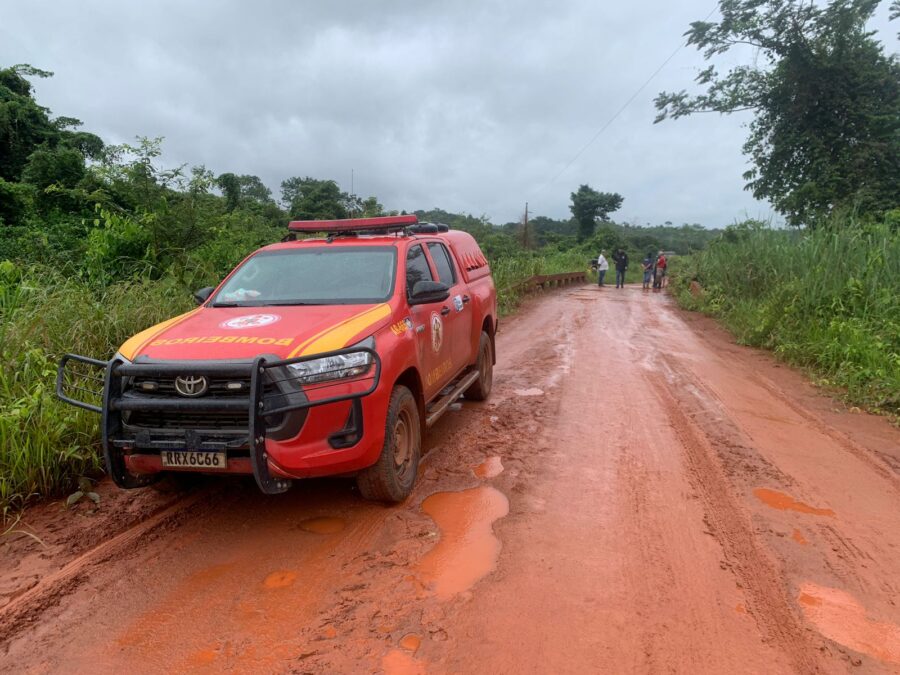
0 250 588 518
491 250 588 314
0 263 192 519
669 218 900 418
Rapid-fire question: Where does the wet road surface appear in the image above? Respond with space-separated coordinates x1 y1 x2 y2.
2 285 900 673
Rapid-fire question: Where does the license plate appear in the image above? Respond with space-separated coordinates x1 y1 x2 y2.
160 450 227 470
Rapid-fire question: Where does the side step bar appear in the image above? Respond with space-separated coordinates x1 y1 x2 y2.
425 370 479 428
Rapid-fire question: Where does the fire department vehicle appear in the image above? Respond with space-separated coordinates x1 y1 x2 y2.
57 216 497 502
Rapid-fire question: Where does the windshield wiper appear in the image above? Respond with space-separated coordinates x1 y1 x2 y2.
267 301 325 306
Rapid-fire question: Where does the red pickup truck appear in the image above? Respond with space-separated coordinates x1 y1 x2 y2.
57 216 497 502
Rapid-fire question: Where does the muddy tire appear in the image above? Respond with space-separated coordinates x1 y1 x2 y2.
464 331 493 401
356 385 421 503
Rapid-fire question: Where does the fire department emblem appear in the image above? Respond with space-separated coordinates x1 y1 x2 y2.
430 312 443 353
220 313 280 329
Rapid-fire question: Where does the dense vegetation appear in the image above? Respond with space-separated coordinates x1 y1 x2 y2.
671 217 900 417
0 65 708 516
656 0 900 227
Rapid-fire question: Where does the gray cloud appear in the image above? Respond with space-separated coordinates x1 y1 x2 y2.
2 0 896 226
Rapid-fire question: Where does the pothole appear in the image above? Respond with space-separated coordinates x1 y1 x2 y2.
798 582 900 664
419 486 509 600
753 488 835 517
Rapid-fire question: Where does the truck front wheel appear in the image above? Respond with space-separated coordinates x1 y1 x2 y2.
356 385 421 503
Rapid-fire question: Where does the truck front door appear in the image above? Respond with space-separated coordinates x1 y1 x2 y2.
405 244 454 401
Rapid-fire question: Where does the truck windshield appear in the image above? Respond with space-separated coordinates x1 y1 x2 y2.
210 246 397 306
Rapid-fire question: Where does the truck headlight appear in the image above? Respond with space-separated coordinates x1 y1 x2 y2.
287 351 374 385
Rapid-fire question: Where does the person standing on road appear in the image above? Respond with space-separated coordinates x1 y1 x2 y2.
596 251 609 287
614 249 628 288
654 251 668 290
641 253 653 290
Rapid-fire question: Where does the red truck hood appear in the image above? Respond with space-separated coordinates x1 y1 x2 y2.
119 303 392 362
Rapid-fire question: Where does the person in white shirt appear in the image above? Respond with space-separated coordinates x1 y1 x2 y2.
596 251 609 286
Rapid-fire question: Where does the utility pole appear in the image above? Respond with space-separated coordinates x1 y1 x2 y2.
522 201 530 248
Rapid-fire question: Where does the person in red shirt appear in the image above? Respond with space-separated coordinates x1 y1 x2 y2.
654 251 668 290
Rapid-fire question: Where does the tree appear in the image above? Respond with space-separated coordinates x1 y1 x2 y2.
569 185 624 240
655 0 900 226
360 196 385 217
280 177 348 220
0 65 58 181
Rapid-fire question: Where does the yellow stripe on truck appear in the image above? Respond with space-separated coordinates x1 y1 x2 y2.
118 308 203 360
288 304 392 358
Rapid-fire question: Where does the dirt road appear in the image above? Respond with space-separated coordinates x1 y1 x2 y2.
3 285 900 674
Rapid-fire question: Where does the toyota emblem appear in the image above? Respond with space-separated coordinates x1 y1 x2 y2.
174 375 209 397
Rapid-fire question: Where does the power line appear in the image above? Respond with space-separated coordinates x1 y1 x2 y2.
532 5 719 203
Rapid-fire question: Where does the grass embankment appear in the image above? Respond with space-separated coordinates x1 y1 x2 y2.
669 220 899 417
0 252 588 517
0 264 192 518
492 250 588 314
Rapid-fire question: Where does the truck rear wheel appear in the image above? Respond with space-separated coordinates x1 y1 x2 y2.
356 385 421 503
464 331 493 401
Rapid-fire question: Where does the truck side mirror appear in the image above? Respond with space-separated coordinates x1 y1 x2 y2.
193 287 215 305
409 280 450 305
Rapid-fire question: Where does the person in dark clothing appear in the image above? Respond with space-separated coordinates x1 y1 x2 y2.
641 253 653 290
613 249 628 288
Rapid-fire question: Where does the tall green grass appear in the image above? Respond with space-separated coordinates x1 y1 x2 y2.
0 263 192 518
670 219 899 416
490 250 588 314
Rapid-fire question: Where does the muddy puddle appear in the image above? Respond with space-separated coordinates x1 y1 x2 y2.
419 486 509 599
514 387 544 397
798 583 900 664
474 456 504 478
298 516 346 534
753 488 835 517
382 648 426 675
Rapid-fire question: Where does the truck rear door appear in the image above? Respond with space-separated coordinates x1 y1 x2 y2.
426 241 473 372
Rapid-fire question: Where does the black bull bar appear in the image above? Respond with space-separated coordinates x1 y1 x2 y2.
56 348 381 494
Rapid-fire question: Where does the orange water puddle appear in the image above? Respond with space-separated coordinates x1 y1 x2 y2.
419 486 509 600
262 570 297 589
792 528 808 545
798 582 900 664
382 649 426 675
474 456 504 479
298 516 346 534
753 488 835 517
399 633 422 653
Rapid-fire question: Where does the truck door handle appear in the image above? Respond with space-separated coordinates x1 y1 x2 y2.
441 307 451 316
462 295 471 304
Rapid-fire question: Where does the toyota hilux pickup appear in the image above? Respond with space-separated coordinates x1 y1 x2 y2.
57 215 497 502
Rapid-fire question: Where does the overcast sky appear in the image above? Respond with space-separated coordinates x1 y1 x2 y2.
2 1 896 227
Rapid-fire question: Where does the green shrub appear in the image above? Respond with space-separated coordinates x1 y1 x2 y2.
671 219 900 416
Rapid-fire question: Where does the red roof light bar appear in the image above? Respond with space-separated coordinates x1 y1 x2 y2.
288 215 419 233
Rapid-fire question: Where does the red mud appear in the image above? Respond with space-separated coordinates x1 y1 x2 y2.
2 285 900 673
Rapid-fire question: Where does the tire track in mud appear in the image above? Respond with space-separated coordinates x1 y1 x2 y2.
748 372 900 496
647 358 828 673
0 488 218 649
